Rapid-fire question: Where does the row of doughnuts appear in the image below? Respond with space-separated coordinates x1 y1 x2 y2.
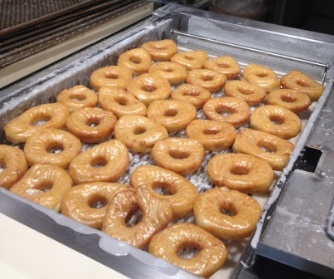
0 39 325 278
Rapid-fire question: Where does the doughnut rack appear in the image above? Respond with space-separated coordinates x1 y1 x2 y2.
0 3 334 279
0 0 153 88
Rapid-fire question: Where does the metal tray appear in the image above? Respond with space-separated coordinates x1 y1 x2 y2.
0 4 334 279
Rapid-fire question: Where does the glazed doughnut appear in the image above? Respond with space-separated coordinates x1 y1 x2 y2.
242 64 280 92
171 50 209 70
186 69 227 93
24 128 82 169
147 100 197 133
69 139 129 185
56 85 98 112
148 61 187 85
207 153 274 193
204 55 241 79
61 182 128 229
193 187 262 240
250 105 302 139
142 39 178 61
65 107 117 143
89 65 133 91
117 48 152 75
114 115 168 153
10 164 72 211
203 97 250 128
102 186 173 249
151 138 205 176
280 70 324 101
0 145 28 190
266 88 311 114
224 80 266 106
149 223 227 278
130 165 199 219
171 84 211 109
4 103 69 144
98 87 147 118
186 119 236 151
232 128 294 171
126 73 171 106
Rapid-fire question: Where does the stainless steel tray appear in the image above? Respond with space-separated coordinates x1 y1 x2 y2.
0 4 334 279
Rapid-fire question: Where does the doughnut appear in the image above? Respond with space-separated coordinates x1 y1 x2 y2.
171 84 211 109
202 97 250 128
148 223 227 278
204 55 241 79
171 50 209 70
148 61 187 85
242 64 280 92
114 115 168 153
102 186 173 249
24 128 82 169
56 85 98 112
126 73 171 106
147 100 197 133
98 87 147 118
69 139 129 185
193 187 262 240
89 65 133 91
117 47 152 75
141 39 178 61
10 164 72 211
0 145 28 190
151 138 205 176
60 182 128 229
232 128 294 171
130 165 199 219
266 88 311 114
280 70 324 101
65 107 117 144
224 80 266 106
250 105 302 139
186 119 236 151
4 103 69 144
207 153 274 193
186 69 227 93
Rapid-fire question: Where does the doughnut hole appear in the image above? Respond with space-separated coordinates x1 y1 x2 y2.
220 201 237 217
115 96 128 106
178 243 200 260
169 149 190 160
31 115 51 126
129 56 142 65
203 127 220 135
141 84 157 92
280 94 297 103
230 162 250 176
104 71 119 79
164 108 178 117
26 181 53 195
88 195 109 209
45 141 64 154
133 126 147 135
238 87 254 95
125 206 143 227
91 156 108 168
257 141 277 153
184 54 195 61
216 106 233 117
201 73 214 81
153 182 175 196
86 117 101 127
69 92 86 101
269 115 284 125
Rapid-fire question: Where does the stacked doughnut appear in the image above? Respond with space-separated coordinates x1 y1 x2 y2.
1 38 324 278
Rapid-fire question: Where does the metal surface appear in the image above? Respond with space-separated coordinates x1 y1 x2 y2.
0 3 334 279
